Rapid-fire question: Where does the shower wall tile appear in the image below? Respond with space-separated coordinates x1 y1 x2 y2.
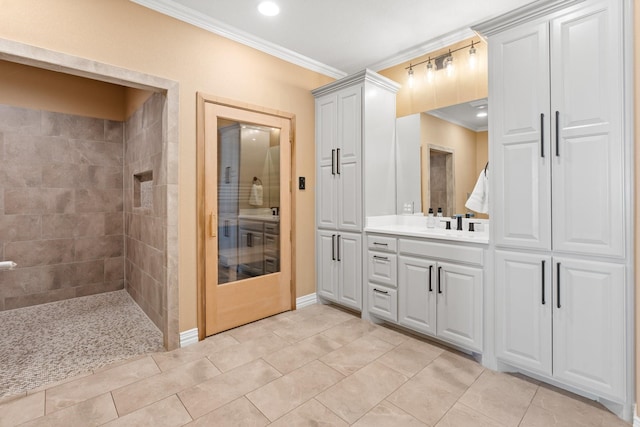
5 188 74 215
105 257 124 281
105 120 124 143
0 164 42 188
4 287 77 310
5 239 75 267
0 215 41 242
124 93 167 333
75 189 123 213
41 111 105 141
0 104 126 311
105 212 124 235
75 235 124 261
42 214 105 239
0 105 41 135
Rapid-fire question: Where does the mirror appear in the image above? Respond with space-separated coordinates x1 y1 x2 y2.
217 119 281 284
396 98 489 218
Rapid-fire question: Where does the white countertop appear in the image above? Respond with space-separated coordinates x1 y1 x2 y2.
365 215 489 245
238 209 280 223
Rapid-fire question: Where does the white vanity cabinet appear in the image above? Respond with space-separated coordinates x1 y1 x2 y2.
488 0 625 256
365 232 485 354
313 70 400 311
475 0 632 415
495 250 626 402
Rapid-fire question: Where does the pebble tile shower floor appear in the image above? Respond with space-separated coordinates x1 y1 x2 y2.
0 290 164 398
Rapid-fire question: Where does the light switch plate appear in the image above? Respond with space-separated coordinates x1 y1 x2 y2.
298 177 306 190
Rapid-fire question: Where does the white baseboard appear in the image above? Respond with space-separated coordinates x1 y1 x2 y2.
179 328 199 348
180 294 317 347
634 405 640 427
296 293 317 308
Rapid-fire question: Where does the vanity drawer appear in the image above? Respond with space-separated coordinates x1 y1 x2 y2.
368 284 397 322
399 238 483 266
264 233 279 254
368 250 397 288
239 219 264 232
367 234 397 252
264 222 279 235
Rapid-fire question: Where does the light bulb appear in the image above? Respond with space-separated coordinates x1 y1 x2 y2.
469 42 477 69
444 55 454 76
408 66 415 88
425 60 434 83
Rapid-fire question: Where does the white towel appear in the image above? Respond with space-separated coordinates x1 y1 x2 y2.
249 183 263 206
465 170 489 214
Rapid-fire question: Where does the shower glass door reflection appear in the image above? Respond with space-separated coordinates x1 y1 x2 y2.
217 120 281 284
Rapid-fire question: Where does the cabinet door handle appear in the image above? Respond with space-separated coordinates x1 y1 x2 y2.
337 234 341 261
224 220 230 237
555 110 560 157
336 148 341 174
247 232 252 247
437 266 442 294
374 288 388 295
428 265 433 292
541 260 546 305
540 113 545 158
331 149 336 175
331 234 336 261
556 262 561 308
373 255 388 261
225 166 231 184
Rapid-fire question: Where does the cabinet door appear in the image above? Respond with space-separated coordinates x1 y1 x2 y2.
316 94 338 229
398 256 436 336
553 257 625 401
316 230 338 301
550 2 624 257
336 86 362 232
490 21 551 251
337 232 362 310
436 262 483 351
495 250 552 376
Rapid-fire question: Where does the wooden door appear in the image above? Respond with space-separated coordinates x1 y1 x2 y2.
200 99 292 336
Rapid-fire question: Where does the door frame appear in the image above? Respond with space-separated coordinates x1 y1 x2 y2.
196 93 297 341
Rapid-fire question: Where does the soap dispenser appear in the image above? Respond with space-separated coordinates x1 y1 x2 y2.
426 208 435 228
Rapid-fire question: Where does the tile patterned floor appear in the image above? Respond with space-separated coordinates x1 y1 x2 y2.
0 290 164 398
0 303 630 426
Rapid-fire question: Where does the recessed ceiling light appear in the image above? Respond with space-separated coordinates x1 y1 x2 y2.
258 1 280 16
476 111 488 118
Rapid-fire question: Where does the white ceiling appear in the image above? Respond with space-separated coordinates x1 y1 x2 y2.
132 0 534 78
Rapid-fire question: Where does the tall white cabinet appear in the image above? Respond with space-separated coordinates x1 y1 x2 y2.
313 70 400 311
475 0 632 414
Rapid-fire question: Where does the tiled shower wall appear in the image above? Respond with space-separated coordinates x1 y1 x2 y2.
0 104 125 310
124 93 167 334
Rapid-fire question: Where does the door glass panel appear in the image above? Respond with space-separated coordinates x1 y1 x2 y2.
217 119 281 284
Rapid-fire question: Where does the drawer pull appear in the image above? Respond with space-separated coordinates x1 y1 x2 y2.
373 242 388 247
373 255 389 261
373 288 388 295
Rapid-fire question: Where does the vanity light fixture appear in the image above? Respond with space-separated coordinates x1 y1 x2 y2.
258 1 280 16
405 40 482 87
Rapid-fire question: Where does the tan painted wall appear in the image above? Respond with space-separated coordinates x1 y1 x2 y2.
0 0 333 332
0 60 153 120
379 37 488 118
420 113 478 216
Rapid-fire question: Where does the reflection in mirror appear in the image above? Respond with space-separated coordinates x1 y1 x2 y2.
217 119 281 284
396 98 488 219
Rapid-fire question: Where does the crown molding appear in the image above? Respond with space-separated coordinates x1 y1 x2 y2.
130 0 348 79
367 27 476 72
471 0 586 37
311 69 400 97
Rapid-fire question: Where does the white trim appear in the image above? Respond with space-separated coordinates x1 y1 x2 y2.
130 0 347 79
296 293 317 309
367 27 476 72
179 328 199 347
